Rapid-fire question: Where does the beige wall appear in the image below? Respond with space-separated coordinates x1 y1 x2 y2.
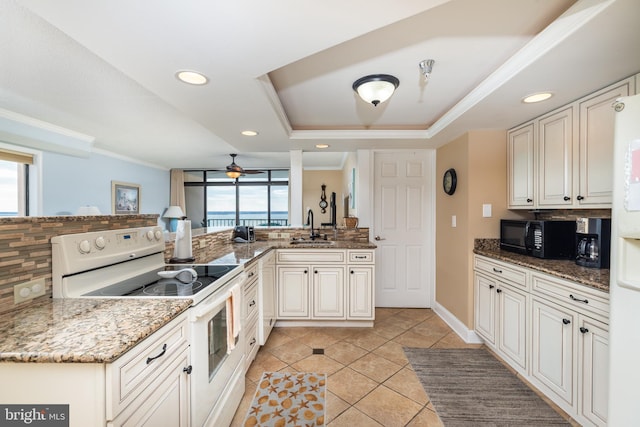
303 170 345 227
435 130 523 328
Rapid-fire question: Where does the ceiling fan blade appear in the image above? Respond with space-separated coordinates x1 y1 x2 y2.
242 170 265 174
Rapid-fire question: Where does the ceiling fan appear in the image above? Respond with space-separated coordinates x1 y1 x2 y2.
225 154 264 178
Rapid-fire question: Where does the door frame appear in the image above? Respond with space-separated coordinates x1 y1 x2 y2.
357 149 436 308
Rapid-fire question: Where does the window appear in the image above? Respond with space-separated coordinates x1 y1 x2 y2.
184 169 289 228
0 148 32 216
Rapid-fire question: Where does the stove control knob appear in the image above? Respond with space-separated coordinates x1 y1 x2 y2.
95 236 106 250
146 230 154 241
154 230 163 240
78 240 91 254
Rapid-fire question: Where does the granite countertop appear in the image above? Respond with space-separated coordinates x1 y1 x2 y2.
0 298 191 363
474 239 609 293
187 240 377 266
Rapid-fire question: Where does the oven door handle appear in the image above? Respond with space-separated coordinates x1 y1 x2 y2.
190 273 247 321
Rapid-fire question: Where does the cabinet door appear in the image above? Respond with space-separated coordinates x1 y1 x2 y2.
312 266 345 318
111 349 190 427
474 273 497 346
507 123 535 208
579 316 609 426
348 266 374 319
538 107 574 207
497 286 527 370
277 266 309 318
259 253 276 344
577 80 631 206
531 298 574 406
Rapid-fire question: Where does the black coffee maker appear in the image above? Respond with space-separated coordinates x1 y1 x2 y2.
575 218 611 269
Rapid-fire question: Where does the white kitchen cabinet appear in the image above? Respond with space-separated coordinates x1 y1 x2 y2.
312 266 346 318
474 258 528 373
507 122 535 207
537 106 574 207
577 78 633 206
578 316 609 427
277 265 311 318
508 74 636 209
109 347 190 427
348 266 374 319
276 249 374 324
258 250 276 344
347 250 375 320
531 297 575 406
243 262 260 370
474 255 610 427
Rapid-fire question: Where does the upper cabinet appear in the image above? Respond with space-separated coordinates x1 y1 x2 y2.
508 75 636 209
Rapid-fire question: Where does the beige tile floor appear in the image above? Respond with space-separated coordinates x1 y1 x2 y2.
230 308 575 426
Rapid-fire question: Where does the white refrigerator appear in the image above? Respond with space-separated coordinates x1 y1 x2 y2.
609 92 640 425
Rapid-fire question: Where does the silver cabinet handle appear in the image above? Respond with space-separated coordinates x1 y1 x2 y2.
374 236 385 241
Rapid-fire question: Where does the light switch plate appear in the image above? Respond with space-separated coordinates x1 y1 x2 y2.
482 204 492 217
451 215 457 227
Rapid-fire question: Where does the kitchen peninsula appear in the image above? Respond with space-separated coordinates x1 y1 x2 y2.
0 220 376 427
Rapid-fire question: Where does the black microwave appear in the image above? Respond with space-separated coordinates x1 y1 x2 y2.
500 219 576 259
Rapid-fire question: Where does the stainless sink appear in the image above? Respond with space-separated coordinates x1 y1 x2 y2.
289 240 336 246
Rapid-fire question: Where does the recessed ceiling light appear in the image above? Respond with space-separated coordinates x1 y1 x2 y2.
175 70 208 85
315 144 330 149
522 92 553 103
241 130 258 136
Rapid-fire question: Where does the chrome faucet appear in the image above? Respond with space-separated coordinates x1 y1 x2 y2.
307 209 320 240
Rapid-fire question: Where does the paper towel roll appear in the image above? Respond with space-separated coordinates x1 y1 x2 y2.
173 220 193 260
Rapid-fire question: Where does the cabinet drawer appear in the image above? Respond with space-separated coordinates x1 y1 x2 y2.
245 262 258 282
277 249 345 264
348 250 374 263
107 312 189 418
475 256 527 289
243 280 259 320
531 273 609 321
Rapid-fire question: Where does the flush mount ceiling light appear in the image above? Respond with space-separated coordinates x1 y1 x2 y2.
241 130 258 136
522 92 553 103
175 70 209 85
352 74 400 107
418 59 435 82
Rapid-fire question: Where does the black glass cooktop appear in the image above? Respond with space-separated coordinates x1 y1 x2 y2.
84 264 240 298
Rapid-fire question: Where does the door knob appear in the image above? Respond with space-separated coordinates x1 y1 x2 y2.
374 236 385 241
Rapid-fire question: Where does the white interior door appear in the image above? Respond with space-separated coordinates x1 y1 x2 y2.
373 151 433 307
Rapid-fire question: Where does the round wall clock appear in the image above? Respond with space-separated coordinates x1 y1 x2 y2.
443 168 457 195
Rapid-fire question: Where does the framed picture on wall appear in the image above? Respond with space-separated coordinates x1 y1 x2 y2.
112 181 140 214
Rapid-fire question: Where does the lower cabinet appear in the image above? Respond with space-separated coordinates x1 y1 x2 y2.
531 297 575 406
474 255 610 427
474 271 527 373
259 250 276 344
276 249 375 323
243 262 260 370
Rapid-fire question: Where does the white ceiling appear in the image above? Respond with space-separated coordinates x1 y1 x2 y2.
1 0 639 170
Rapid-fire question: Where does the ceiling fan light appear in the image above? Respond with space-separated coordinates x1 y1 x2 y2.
226 170 242 179
352 74 399 106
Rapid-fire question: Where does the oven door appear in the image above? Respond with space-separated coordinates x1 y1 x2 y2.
190 279 245 427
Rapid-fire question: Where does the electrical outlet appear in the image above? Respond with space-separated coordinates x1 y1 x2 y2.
14 278 46 304
268 233 279 239
279 233 290 239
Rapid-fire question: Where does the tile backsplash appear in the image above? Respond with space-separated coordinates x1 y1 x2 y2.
0 215 158 315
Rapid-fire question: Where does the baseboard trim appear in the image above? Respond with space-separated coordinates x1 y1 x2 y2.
432 301 484 344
